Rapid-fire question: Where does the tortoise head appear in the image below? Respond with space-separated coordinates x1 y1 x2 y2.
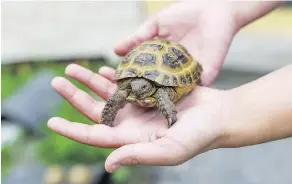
130 78 156 99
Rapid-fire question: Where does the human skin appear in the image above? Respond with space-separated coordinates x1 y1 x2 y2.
219 64 292 148
47 1 289 173
47 64 292 173
113 1 282 86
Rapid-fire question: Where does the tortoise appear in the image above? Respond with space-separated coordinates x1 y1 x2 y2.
100 39 203 128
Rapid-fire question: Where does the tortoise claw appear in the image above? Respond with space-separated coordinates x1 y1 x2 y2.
167 114 177 128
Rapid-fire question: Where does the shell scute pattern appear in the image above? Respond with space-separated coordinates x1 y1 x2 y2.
177 44 192 57
115 69 123 79
193 63 203 82
172 76 179 85
162 75 170 86
143 43 164 51
116 39 202 87
162 53 182 70
143 70 160 81
169 47 188 64
186 72 193 84
134 53 156 66
180 75 187 85
160 40 170 44
124 68 137 77
121 47 136 65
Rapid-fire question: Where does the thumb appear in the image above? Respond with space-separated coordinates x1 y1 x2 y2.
114 18 159 56
104 137 187 173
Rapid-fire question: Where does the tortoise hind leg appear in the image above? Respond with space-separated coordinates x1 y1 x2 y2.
100 89 129 127
155 88 177 128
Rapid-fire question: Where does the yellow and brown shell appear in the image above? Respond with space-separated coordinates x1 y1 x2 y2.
115 39 202 87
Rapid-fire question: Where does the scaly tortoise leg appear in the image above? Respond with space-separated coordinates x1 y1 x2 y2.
155 88 178 128
100 89 129 127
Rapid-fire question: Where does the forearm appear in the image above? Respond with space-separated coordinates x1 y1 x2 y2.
223 64 292 147
232 1 284 29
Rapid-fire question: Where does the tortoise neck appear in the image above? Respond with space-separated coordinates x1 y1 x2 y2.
130 78 156 99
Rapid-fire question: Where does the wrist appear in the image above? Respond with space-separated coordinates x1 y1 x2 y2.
218 66 292 148
231 1 283 29
218 85 277 148
216 87 265 149
212 89 241 148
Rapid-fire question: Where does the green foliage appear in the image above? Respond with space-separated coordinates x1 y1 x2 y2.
2 60 114 166
112 167 131 183
37 97 114 165
1 130 26 178
1 63 34 100
1 146 12 176
37 133 113 165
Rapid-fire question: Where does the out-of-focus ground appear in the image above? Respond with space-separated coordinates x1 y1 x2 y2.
2 1 292 184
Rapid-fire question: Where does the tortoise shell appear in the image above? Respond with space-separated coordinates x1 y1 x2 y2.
115 39 202 87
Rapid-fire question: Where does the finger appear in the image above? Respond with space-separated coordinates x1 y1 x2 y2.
51 77 104 123
48 117 146 148
65 64 117 100
196 39 227 87
114 19 158 56
200 64 221 87
105 136 187 173
98 66 116 83
180 28 232 87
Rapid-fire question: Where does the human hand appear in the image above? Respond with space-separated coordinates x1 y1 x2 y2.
47 64 230 173
114 2 240 86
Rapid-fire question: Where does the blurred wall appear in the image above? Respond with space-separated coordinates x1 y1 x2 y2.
145 1 292 73
1 1 147 64
2 1 292 72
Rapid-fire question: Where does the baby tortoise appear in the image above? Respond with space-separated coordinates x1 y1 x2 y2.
100 39 203 128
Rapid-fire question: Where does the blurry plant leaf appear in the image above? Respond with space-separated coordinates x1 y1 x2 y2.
1 147 13 177
2 59 115 166
112 167 131 183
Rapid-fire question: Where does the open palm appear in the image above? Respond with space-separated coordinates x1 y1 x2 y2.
114 2 238 86
48 64 228 173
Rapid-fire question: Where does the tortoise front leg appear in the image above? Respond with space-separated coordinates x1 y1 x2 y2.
100 89 129 127
155 88 178 128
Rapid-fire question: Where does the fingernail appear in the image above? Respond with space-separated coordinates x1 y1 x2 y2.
51 77 65 87
47 117 65 128
98 66 111 73
47 117 59 128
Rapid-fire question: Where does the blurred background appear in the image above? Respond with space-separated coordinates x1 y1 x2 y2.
1 1 292 184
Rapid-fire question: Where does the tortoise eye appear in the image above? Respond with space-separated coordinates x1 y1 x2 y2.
142 85 147 89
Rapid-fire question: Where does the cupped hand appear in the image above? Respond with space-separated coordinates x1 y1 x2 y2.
48 64 231 173
114 2 239 86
